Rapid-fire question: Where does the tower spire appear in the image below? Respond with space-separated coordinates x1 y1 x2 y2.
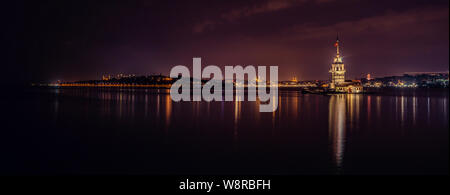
333 34 343 63
336 33 340 56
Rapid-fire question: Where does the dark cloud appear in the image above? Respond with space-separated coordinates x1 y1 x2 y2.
286 6 448 40
193 0 338 33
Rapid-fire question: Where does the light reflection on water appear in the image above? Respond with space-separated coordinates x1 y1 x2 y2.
20 87 449 174
328 95 346 171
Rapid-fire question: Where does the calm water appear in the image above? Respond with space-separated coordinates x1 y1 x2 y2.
1 88 448 175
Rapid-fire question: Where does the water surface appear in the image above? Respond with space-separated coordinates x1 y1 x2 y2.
1 88 448 175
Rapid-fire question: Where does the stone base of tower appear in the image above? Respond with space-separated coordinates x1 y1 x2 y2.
330 82 364 93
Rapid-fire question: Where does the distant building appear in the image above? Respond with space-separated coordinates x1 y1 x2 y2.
328 36 363 93
102 74 112 81
291 76 298 82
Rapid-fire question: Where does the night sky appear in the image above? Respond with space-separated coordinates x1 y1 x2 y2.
4 0 449 84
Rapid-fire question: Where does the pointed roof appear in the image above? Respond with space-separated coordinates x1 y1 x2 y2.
333 34 343 64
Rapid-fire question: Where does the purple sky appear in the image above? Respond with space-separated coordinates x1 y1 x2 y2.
4 0 449 83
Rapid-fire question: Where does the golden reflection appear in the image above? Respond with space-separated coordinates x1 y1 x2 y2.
427 97 431 124
345 94 361 131
367 96 371 125
144 93 148 117
291 95 299 119
412 96 417 125
234 96 242 124
101 91 110 117
443 98 448 123
193 100 200 118
329 95 346 171
255 98 261 122
355 94 360 124
376 96 381 119
273 94 280 127
395 96 398 122
118 92 123 119
165 94 172 128
400 96 405 128
156 93 160 118
346 94 353 131
206 101 210 117
131 93 135 117
234 97 242 148
53 98 59 121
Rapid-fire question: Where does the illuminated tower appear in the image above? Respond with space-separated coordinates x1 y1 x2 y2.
329 35 346 88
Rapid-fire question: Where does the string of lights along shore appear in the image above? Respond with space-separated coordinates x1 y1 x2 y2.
42 37 448 91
